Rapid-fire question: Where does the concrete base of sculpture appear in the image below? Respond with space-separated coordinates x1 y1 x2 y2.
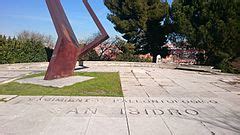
16 76 94 88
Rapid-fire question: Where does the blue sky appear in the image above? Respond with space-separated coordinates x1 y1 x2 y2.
0 0 173 40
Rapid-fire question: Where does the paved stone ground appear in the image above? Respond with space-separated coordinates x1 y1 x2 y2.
0 62 240 135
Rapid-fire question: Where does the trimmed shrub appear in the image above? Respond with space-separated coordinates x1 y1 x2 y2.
0 35 49 64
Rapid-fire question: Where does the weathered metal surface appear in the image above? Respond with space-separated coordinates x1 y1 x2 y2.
44 0 109 80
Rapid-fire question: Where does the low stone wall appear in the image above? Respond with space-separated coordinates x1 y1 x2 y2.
0 61 178 71
0 61 223 73
176 64 222 73
83 61 177 69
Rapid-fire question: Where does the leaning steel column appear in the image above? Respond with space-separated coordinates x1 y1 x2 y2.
44 0 109 80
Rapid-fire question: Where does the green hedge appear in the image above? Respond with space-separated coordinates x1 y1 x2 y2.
0 35 52 64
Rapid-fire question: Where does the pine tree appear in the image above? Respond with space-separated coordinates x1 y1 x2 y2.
172 0 240 72
105 0 172 62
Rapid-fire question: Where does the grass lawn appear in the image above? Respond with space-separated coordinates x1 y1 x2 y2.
0 72 123 97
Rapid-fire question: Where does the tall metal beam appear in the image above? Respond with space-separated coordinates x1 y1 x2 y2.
44 0 109 80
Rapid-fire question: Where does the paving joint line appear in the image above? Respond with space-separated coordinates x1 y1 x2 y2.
131 70 150 97
123 96 131 135
145 71 170 95
119 72 131 135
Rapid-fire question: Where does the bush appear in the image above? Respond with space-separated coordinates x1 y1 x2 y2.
0 35 49 64
116 53 151 62
79 49 100 61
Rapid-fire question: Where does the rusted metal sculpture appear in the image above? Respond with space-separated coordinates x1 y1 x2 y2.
44 0 109 80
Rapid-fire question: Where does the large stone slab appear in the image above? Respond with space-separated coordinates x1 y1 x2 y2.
16 76 94 88
0 96 240 135
0 71 33 84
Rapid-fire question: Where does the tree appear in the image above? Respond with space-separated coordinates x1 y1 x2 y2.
104 0 172 62
96 39 119 61
80 33 121 61
17 31 54 48
172 0 240 72
113 37 151 62
81 49 100 61
78 33 101 61
115 41 140 62
17 31 54 62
